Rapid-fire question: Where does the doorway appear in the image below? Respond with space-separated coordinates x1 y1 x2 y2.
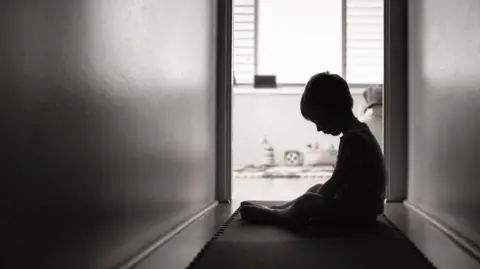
216 0 408 204
230 0 385 202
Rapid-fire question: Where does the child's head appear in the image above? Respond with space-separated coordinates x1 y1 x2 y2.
300 71 355 136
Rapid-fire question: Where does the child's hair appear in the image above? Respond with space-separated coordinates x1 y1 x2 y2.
300 71 353 121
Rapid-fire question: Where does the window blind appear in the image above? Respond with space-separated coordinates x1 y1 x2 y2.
233 0 256 84
256 0 342 84
232 0 384 85
345 0 384 84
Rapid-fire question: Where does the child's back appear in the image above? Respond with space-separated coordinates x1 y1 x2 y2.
331 121 386 216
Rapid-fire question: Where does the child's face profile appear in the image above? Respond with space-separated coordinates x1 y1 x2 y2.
301 72 353 136
309 106 342 136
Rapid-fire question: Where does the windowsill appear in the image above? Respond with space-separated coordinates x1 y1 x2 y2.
233 86 365 95
234 87 306 95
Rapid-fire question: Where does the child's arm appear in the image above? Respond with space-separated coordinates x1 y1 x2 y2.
317 134 365 198
317 173 342 198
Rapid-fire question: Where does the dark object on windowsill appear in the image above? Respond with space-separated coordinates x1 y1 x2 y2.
254 75 277 88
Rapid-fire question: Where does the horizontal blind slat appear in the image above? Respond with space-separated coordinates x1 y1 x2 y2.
233 0 256 84
346 0 383 84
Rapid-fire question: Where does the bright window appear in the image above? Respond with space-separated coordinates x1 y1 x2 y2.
232 0 384 85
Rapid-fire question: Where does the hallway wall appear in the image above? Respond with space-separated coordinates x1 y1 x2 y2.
407 0 480 249
0 0 217 268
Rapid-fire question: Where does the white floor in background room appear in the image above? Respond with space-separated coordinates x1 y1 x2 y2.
232 177 330 202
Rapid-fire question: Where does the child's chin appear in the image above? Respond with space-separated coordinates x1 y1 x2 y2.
326 130 341 136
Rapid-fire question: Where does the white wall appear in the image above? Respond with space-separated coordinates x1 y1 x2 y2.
257 0 342 83
232 87 367 166
408 0 480 248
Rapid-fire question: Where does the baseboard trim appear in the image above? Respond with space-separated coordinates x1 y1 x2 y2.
218 199 232 204
385 198 404 203
404 201 480 262
116 201 219 269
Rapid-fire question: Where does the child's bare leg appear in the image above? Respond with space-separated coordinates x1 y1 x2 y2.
278 192 325 222
240 183 323 209
240 200 296 209
269 183 324 209
240 192 326 228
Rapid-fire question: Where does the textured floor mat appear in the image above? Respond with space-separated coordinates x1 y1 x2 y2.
186 201 436 269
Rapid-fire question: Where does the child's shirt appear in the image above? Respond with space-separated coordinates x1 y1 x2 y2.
330 122 386 215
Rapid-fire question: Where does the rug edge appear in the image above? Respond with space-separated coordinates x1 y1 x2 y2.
185 208 241 269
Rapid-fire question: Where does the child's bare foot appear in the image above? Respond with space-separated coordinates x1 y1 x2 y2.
240 201 289 209
240 201 256 207
239 205 280 224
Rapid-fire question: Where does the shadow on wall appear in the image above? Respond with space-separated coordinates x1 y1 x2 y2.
1 0 217 268
407 0 480 250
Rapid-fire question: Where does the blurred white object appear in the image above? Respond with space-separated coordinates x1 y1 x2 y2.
284 150 303 166
359 85 384 152
359 106 384 152
303 143 338 166
261 136 275 166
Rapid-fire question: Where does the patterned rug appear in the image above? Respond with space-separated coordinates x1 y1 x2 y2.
233 165 334 179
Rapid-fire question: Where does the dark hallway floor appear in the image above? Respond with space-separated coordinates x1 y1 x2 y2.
135 202 480 269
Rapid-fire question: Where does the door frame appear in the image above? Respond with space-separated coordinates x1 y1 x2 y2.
384 0 408 202
215 0 409 204
215 0 233 203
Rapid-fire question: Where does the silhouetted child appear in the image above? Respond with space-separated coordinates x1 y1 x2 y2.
240 72 386 232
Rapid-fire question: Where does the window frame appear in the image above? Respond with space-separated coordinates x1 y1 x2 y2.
232 0 383 88
221 0 408 204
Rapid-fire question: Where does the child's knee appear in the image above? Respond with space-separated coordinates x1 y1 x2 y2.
307 183 323 193
294 193 325 212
